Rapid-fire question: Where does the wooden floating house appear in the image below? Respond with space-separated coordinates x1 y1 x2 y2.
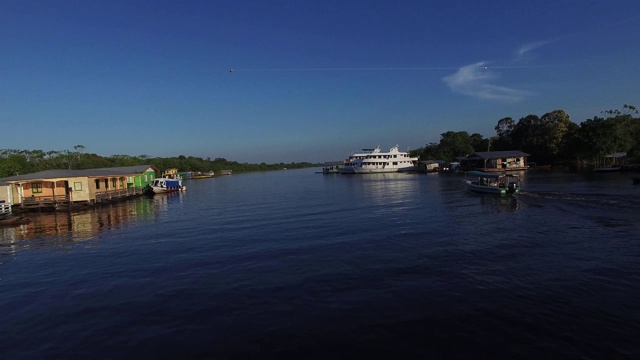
0 165 159 211
184 171 215 179
593 152 627 172
416 160 448 173
461 150 530 172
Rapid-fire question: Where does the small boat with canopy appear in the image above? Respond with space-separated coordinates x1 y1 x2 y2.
146 168 186 194
464 171 521 195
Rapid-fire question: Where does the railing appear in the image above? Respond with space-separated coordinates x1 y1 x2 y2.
21 195 70 208
94 187 146 202
0 202 11 216
19 187 148 208
22 195 69 204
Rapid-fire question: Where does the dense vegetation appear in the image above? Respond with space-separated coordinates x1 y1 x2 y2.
2 105 638 178
0 145 318 178
412 104 640 169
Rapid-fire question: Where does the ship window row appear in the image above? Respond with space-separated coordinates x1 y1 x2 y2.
349 161 413 166
365 155 401 159
351 154 414 160
351 155 410 159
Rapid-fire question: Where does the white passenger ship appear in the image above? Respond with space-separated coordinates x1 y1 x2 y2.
338 145 418 174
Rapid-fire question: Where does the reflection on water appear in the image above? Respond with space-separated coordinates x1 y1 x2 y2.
344 173 422 224
0 196 157 247
151 191 184 211
2 169 640 359
477 193 520 212
347 173 418 203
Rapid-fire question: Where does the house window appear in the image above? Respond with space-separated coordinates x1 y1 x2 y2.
119 179 124 188
74 182 82 191
95 179 100 189
104 179 109 189
32 182 43 194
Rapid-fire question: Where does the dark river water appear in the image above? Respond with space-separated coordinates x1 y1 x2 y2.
1 169 639 359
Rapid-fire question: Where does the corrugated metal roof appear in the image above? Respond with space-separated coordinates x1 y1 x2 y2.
93 165 159 173
604 152 626 158
468 150 530 159
0 165 157 183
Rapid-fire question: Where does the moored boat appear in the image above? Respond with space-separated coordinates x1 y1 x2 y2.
593 166 621 173
320 161 344 174
464 171 521 195
147 178 186 194
187 171 215 179
593 152 626 172
338 145 418 174
147 168 186 194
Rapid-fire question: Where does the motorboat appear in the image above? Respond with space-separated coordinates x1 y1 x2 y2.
593 152 626 172
464 171 521 195
146 168 186 194
320 161 344 174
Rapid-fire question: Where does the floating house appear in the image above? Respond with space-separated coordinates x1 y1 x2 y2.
593 152 627 172
162 168 180 178
0 165 159 211
461 150 530 172
416 160 447 173
185 171 215 179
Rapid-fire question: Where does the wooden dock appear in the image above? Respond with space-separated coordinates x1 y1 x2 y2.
94 188 146 203
20 188 147 211
21 195 69 209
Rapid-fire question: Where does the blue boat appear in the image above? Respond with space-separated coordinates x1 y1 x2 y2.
147 169 186 194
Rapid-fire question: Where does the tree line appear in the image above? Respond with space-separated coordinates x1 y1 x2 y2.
413 104 639 169
0 147 319 178
2 104 637 178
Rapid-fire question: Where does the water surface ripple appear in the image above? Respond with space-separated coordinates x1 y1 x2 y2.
1 169 639 359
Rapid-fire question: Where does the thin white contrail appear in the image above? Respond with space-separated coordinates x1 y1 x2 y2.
235 67 460 71
229 65 563 72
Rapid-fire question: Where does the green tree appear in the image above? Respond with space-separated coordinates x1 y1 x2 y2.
494 117 516 148
469 133 488 152
536 109 573 164
0 153 33 177
437 131 475 161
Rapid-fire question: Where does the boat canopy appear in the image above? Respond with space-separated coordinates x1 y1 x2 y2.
604 152 627 158
166 180 180 187
467 171 519 178
467 171 501 178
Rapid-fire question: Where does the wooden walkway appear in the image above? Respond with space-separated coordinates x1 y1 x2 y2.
21 187 147 210
22 195 69 209
95 188 146 202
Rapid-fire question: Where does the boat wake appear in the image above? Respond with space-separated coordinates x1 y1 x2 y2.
519 191 638 206
518 191 640 229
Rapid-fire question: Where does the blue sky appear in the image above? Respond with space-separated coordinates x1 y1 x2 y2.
2 0 639 163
